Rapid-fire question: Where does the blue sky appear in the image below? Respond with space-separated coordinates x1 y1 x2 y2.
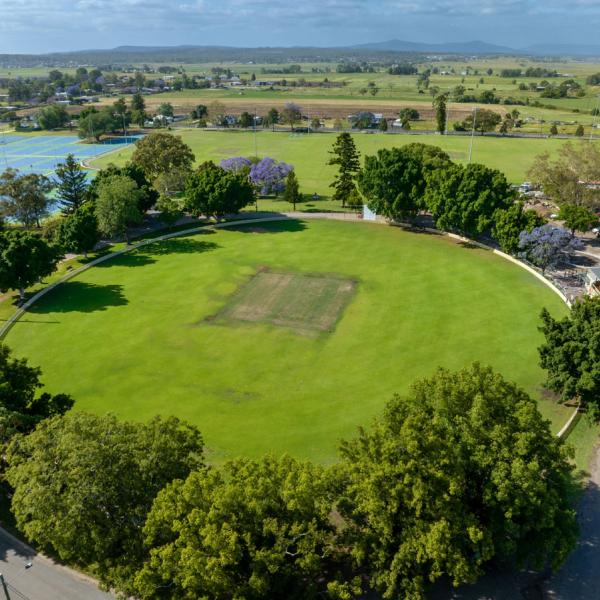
0 0 599 54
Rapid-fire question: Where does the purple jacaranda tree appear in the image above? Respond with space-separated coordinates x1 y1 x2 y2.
220 157 252 175
249 157 293 196
518 225 583 274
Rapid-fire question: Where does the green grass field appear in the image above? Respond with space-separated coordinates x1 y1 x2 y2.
4 219 571 463
90 129 595 204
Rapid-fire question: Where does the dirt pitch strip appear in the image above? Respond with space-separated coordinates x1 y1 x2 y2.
213 269 357 334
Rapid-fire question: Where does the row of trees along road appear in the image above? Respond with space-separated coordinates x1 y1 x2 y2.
0 358 578 600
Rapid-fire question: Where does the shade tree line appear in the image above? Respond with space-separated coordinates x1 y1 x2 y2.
0 353 579 600
327 133 595 273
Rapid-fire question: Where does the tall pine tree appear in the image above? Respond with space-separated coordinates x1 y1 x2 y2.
55 154 89 214
328 133 361 207
283 170 301 210
433 93 448 135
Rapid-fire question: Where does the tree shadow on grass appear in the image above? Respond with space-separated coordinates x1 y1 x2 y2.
28 281 128 314
139 237 220 257
94 252 157 269
94 238 220 268
223 219 307 234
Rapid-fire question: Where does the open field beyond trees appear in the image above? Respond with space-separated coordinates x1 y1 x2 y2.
4 219 571 463
90 129 600 206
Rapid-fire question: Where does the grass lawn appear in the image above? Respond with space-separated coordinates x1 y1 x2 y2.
4 219 572 463
90 130 592 203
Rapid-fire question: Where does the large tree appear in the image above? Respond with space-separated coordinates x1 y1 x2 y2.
249 157 293 196
281 102 302 130
185 161 255 219
461 108 502 135
87 163 158 213
559 203 599 234
134 455 345 600
432 93 448 134
328 133 361 207
528 142 600 210
54 153 89 214
424 163 515 237
0 168 53 228
0 344 73 445
283 170 301 210
6 413 204 592
55 204 100 258
518 224 583 274
0 230 60 299
36 104 69 130
358 143 451 222
131 132 195 184
539 296 600 413
339 364 577 600
94 175 143 243
77 107 117 142
492 202 546 254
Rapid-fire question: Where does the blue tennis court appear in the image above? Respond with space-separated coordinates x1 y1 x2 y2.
0 134 138 176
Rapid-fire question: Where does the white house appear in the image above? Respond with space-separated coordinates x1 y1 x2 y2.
586 267 600 296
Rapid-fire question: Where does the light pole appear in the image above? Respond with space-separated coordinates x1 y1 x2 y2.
253 106 257 158
468 107 478 163
590 94 600 143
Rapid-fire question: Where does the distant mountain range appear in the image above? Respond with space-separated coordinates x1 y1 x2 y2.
3 40 600 67
355 39 600 57
353 40 516 55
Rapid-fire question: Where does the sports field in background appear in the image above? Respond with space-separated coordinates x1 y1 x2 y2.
90 129 593 196
4 219 570 463
0 133 138 177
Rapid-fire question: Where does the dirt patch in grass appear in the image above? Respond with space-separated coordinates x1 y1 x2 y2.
210 269 357 333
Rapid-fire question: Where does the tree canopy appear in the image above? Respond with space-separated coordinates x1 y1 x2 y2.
528 143 600 210
0 230 60 299
518 225 583 273
131 132 195 184
0 344 73 445
559 203 599 234
55 204 100 257
425 163 514 237
94 175 143 243
492 202 545 255
339 364 577 600
358 143 451 222
185 161 255 218
77 107 117 142
0 168 53 228
36 104 69 130
87 163 158 213
6 413 204 591
539 296 600 413
134 455 344 600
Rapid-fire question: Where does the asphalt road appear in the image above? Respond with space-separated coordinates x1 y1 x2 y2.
543 448 600 600
0 528 114 600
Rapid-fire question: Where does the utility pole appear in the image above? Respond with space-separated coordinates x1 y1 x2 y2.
0 574 11 600
590 94 600 143
253 106 258 158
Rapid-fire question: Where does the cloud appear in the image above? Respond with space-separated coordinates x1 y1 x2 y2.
0 0 599 51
